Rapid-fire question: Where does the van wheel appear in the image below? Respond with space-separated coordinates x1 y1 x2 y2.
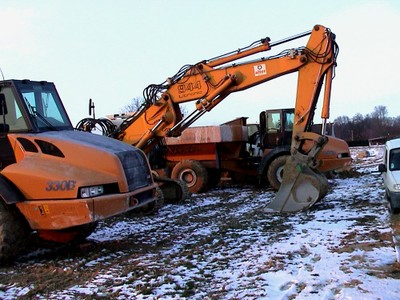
267 155 289 191
0 201 30 264
388 195 400 214
171 160 208 193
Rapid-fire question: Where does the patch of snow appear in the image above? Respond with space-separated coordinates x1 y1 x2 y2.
3 145 400 299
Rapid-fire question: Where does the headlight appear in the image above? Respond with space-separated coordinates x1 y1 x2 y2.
394 184 400 191
80 185 104 198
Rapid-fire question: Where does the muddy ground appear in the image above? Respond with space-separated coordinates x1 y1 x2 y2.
1 146 400 299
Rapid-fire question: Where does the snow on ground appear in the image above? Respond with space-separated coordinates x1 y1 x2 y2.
2 145 400 299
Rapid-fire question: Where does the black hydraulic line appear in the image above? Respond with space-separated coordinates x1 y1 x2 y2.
269 30 312 48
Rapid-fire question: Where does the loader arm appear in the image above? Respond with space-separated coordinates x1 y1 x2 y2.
106 25 340 212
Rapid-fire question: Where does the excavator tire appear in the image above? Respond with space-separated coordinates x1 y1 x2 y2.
267 155 289 191
171 160 209 194
0 201 30 265
131 187 165 215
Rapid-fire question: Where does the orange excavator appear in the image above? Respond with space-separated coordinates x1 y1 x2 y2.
78 24 350 213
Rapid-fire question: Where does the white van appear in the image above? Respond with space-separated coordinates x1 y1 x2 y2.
379 138 400 213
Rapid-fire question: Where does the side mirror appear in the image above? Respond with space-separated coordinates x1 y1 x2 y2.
0 94 8 115
88 98 95 118
378 164 387 173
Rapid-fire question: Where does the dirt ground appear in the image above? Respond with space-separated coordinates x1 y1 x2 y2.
1 145 400 299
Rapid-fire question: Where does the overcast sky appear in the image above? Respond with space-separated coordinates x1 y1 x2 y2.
1 0 399 126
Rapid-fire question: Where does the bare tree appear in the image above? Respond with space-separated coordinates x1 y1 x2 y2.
333 105 400 143
371 105 388 121
334 115 350 126
121 96 189 116
121 96 144 113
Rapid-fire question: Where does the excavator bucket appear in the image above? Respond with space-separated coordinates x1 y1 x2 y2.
265 134 330 213
265 156 329 213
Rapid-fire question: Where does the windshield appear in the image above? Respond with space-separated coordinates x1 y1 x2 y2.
284 111 294 131
16 81 72 131
389 148 400 171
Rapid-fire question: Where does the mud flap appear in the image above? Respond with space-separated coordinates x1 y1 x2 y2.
265 156 329 213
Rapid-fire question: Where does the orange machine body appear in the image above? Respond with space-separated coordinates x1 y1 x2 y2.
0 80 157 235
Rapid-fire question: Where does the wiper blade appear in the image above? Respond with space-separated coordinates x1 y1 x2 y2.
35 112 58 131
24 97 57 131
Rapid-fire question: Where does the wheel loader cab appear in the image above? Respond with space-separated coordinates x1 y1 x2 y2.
259 108 294 150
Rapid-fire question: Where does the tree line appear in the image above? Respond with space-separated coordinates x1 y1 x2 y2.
124 98 399 145
333 105 400 145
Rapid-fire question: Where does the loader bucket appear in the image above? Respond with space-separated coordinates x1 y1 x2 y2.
265 156 329 213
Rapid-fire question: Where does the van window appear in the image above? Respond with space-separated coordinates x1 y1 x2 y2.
389 148 400 171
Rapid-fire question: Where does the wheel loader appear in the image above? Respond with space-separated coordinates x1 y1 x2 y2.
78 24 350 213
0 79 162 263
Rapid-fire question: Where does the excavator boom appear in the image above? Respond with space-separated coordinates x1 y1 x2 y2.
113 25 336 152
81 25 344 212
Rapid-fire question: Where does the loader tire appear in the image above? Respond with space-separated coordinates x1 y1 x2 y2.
155 177 189 204
267 155 289 191
171 160 208 193
132 187 164 215
0 201 30 264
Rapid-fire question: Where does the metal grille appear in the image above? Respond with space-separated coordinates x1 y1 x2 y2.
116 150 152 191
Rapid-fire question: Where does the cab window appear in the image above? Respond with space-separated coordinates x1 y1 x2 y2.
389 148 400 171
284 112 294 131
0 87 28 131
22 90 66 128
267 112 281 132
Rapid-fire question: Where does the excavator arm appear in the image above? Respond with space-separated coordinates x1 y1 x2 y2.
84 25 341 212
113 25 337 157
